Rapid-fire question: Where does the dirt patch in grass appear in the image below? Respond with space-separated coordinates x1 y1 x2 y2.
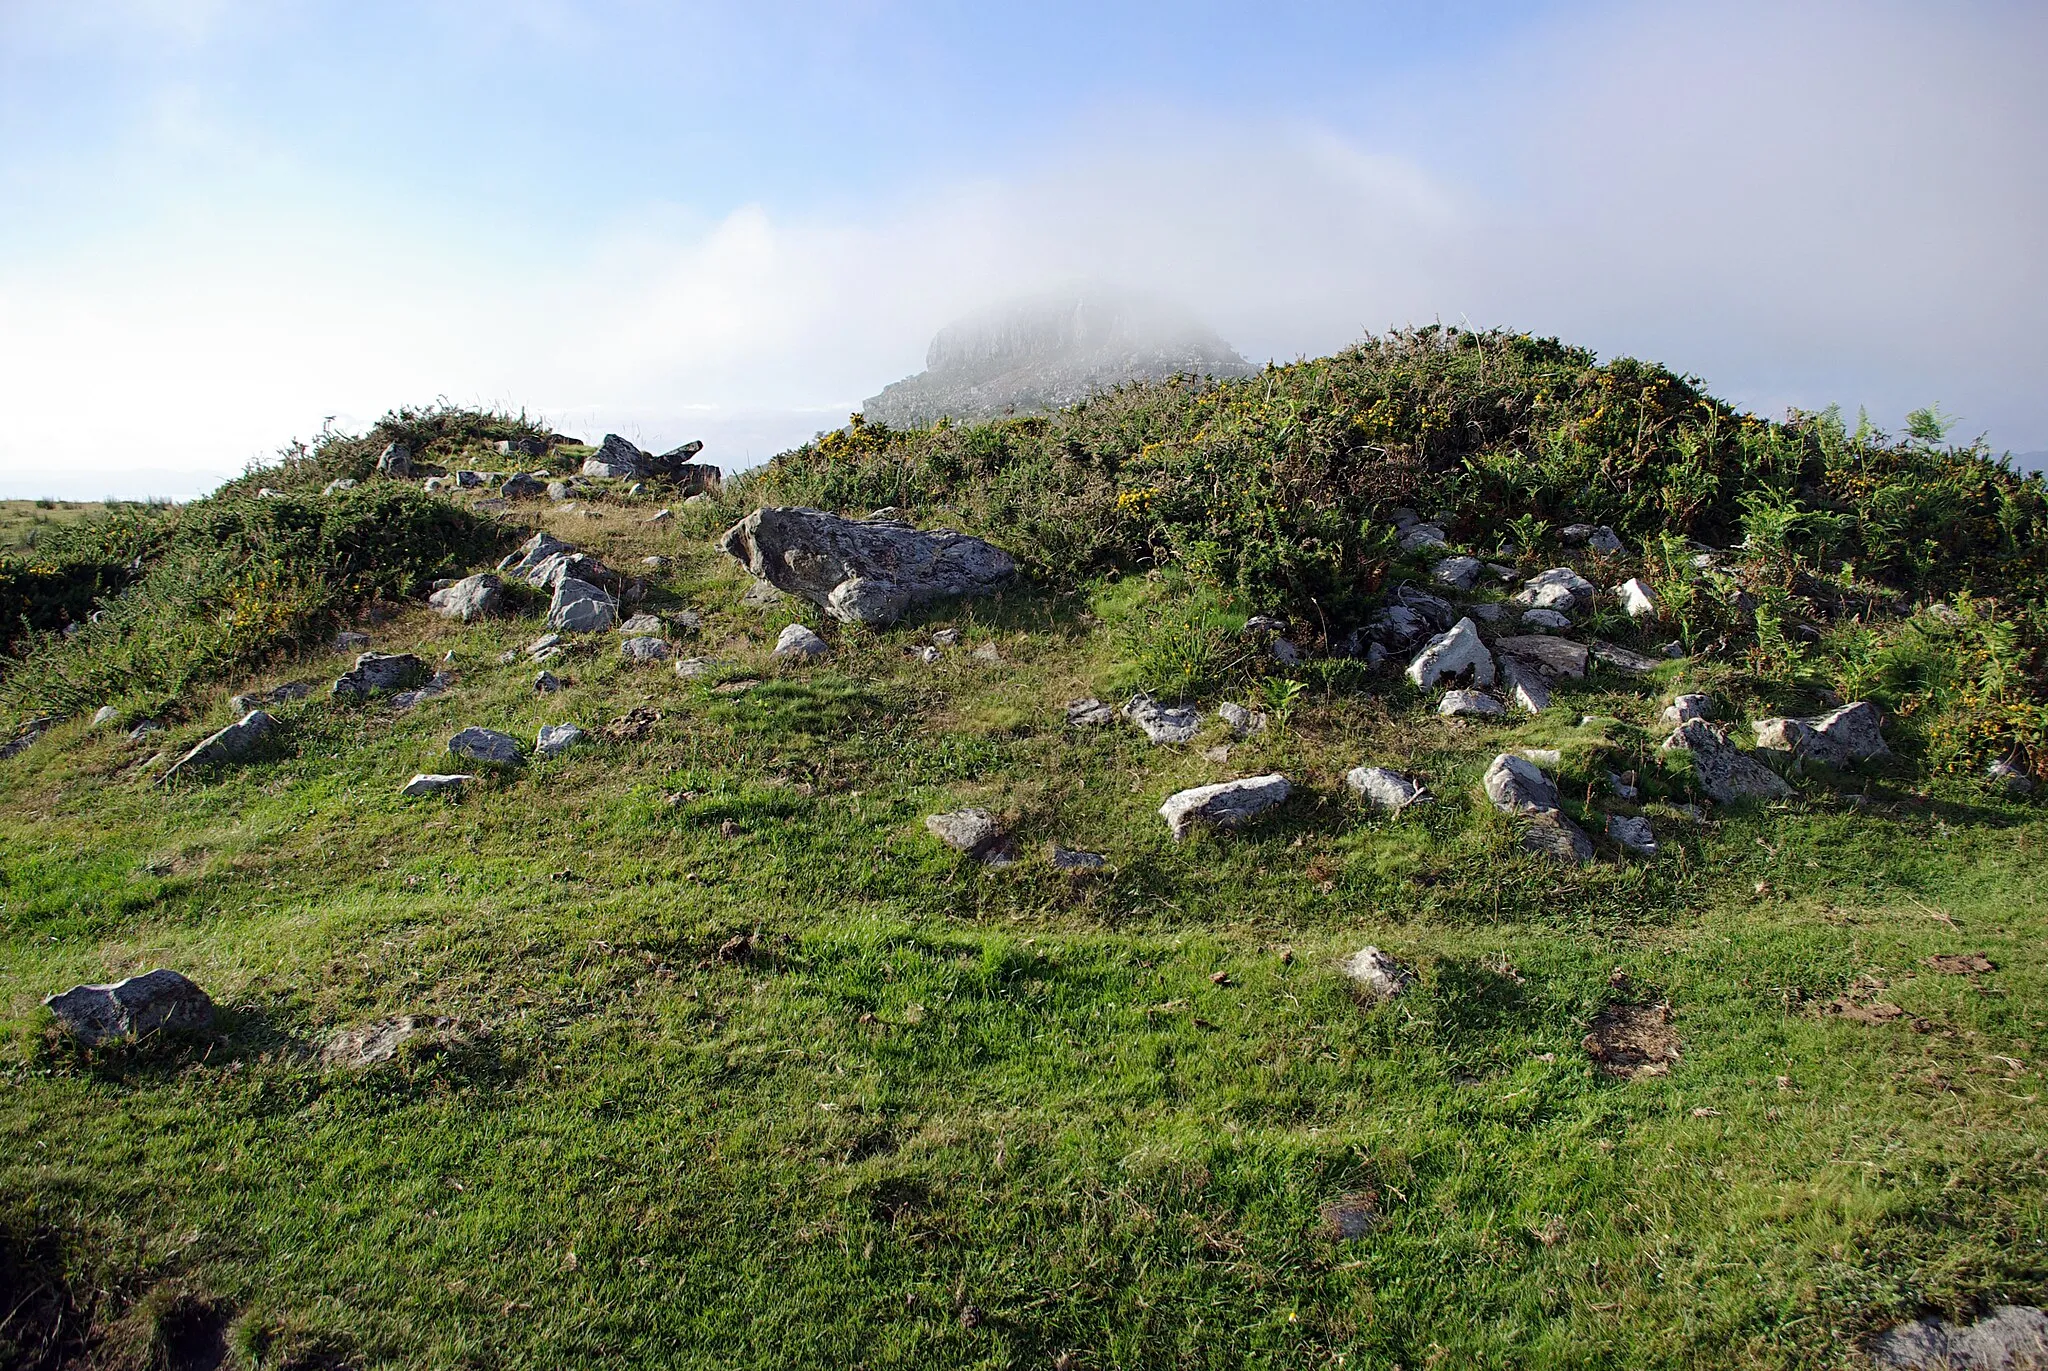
1583 1003 1680 1077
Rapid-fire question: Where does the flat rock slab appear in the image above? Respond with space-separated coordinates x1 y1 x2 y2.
535 724 585 757
44 969 213 1046
1124 695 1200 744
1663 720 1794 804
400 773 473 796
162 709 276 784
449 727 524 768
321 1015 470 1068
1872 1305 2048 1370
1049 845 1108 873
1496 635 1589 679
1590 641 1663 674
719 506 1017 625
1522 813 1595 864
1160 773 1292 841
620 636 672 662
1439 688 1505 718
1342 946 1414 1001
1754 700 1889 766
1065 697 1115 727
1499 656 1552 713
1347 766 1428 811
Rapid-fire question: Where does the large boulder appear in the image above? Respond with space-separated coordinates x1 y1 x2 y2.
1405 617 1494 690
1662 720 1794 803
427 573 503 622
1753 701 1889 766
718 506 1017 626
584 433 653 479
162 710 276 784
1159 774 1291 841
333 652 427 699
548 578 615 633
44 968 214 1045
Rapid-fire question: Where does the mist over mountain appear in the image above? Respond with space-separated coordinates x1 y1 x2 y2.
860 291 1255 428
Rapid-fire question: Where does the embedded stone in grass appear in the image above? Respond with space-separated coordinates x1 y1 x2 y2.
718 505 1017 625
1590 641 1662 674
448 726 524 768
1562 523 1625 555
229 682 308 716
1496 634 1588 679
161 709 277 785
90 705 119 728
500 531 574 580
602 707 661 741
1397 522 1448 552
1499 656 1552 713
773 623 829 658
1216 701 1267 737
43 968 213 1046
1123 694 1201 745
333 652 427 699
1871 1305 2048 1370
1318 1192 1381 1240
1431 554 1482 590
1405 617 1494 689
548 578 616 633
1663 693 1711 724
1753 701 1889 767
1346 766 1428 812
1514 566 1596 612
1483 753 1561 815
1521 813 1594 864
322 1016 471 1068
427 573 503 622
1583 1003 1679 1077
970 641 1002 665
390 672 454 712
1158 773 1291 841
535 723 585 758
674 657 715 679
1065 697 1114 727
1661 720 1794 803
618 612 665 635
1616 577 1657 618
400 773 473 797
535 670 563 693
334 630 371 652
1988 758 2034 794
620 636 672 663
915 646 941 664
1438 688 1505 718
1606 813 1658 857
1341 946 1414 1001
1049 844 1107 873
1520 607 1573 630
499 472 546 499
1608 770 1639 801
932 628 963 647
925 809 1009 863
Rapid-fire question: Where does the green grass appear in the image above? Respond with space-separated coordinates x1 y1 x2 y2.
3 498 2044 1369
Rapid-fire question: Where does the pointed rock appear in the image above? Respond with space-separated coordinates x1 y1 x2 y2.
1405 617 1494 689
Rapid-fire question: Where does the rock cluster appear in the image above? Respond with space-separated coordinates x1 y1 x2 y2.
719 507 1017 626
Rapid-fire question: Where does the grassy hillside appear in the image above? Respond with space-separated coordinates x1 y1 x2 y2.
2 343 2045 1369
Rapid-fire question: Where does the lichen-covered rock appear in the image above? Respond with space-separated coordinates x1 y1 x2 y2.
773 623 829 659
620 636 672 663
1484 753 1561 815
400 773 473 797
1406 617 1494 689
44 969 213 1045
1606 813 1658 856
1216 702 1267 737
535 723 585 757
1522 813 1595 864
1513 567 1596 614
1346 766 1428 811
1753 701 1889 766
1342 946 1414 1001
500 531 575 580
162 709 276 784
1124 694 1201 744
1431 555 1482 590
333 652 426 699
449 726 524 768
427 573 503 622
1438 688 1505 718
1664 693 1711 724
1159 774 1292 841
718 506 1017 626
1496 635 1589 679
1065 697 1114 728
1662 720 1794 803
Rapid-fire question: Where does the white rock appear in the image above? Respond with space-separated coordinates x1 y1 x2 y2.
1513 567 1595 613
1159 774 1292 841
1499 656 1552 713
547 578 616 633
90 705 119 728
401 773 474 797
1439 689 1505 718
1752 701 1889 766
1342 946 1415 1001
1124 694 1201 745
1405 617 1494 689
1484 753 1561 814
925 808 1008 861
1346 766 1429 811
535 723 585 757
1662 720 1794 803
427 573 503 622
773 623 829 658
620 636 672 663
1217 702 1267 737
1663 693 1711 724
1616 578 1658 618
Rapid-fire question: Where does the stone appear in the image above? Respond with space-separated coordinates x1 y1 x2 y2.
1124 694 1201 744
1499 656 1553 713
1562 524 1626 555
229 683 308 715
499 473 546 501
1346 766 1429 811
389 671 454 712
931 628 963 647
1398 523 1449 553
1616 578 1658 618
1609 770 1640 801
427 573 503 622
642 556 669 569
323 478 357 495
1159 774 1292 841
1065 697 1115 728
448 726 524 768
718 506 1018 626
1485 753 1562 815
970 642 1002 665
161 710 276 784
1496 635 1589 679
1405 617 1494 689
1521 813 1595 864
376 442 412 476
400 773 473 797
1439 688 1505 718
1607 813 1658 857
1664 694 1711 724
1487 562 1517 581
925 808 1006 860
1662 720 1795 803
646 508 674 524
333 631 371 652
1431 555 1482 590
915 646 941 664
1989 758 2035 794
1217 701 1267 737
1268 638 1302 666
499 531 575 581
1521 607 1573 630
1342 946 1415 1001
1468 602 1505 623
620 636 672 663
1590 641 1663 674
584 432 653 479
1871 1305 2048 1370
1392 586 1458 629
773 623 829 659
547 481 572 501
524 633 564 658
43 969 213 1045
535 723 585 757
673 658 714 680
127 722 161 743
1049 844 1108 873
1367 604 1433 651
1753 701 1889 767
527 550 614 591
333 652 426 699
496 435 549 458
548 578 616 633
1513 567 1596 613
535 671 563 693
90 704 120 728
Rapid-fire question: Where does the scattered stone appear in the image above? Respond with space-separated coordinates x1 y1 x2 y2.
915 646 941 664
523 633 563 659
773 623 829 659
127 722 161 743
1201 744 1232 763
1216 701 1267 737
43 969 213 1045
1988 758 2035 794
1467 602 1506 623
602 707 661 742
1662 720 1795 803
673 658 714 680
1499 656 1552 714
1439 688 1505 718
718 506 1017 625
389 671 454 712
932 628 963 647
321 1015 473 1068
499 472 546 499
535 671 563 693
1513 567 1596 614
620 636 673 663
1562 524 1626 555
228 683 308 716
1616 578 1658 618
1496 634 1588 679
162 710 276 784
1520 607 1574 630
1398 523 1449 553
1663 694 1711 724
1342 946 1415 1001
1065 698 1114 728
1431 555 1482 590
1583 1003 1679 1077
1405 617 1494 689
400 773 473 797
1662 640 1687 658
1609 770 1639 801
333 652 427 699
1753 701 1889 767
646 508 674 524
0 717 52 760
1049 844 1108 873
334 630 372 652
547 481 572 501
1484 753 1562 815
535 723 585 757
426 573 503 622
90 704 120 728
1346 766 1428 812
1522 812 1595 864
376 442 412 477
618 612 665 635
1487 562 1517 581
1590 641 1663 674
970 641 1002 665
925 808 1008 862
1606 813 1658 857
448 726 524 768
548 578 616 633
1871 1304 2048 1370
1159 774 1292 841
323 478 357 495
1366 604 1432 652
1517 747 1563 767
1124 694 1201 744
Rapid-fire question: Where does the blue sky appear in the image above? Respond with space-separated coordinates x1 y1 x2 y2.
2 1 2044 496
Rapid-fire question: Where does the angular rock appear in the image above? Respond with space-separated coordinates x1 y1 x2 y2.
584 432 653 479
499 472 546 500
925 808 1006 860
1609 770 1640 801
1467 602 1505 623
1496 635 1589 679
1065 697 1115 728
1049 844 1108 873
1159 773 1292 841
1398 523 1449 553
719 506 1017 626
1752 701 1889 766
1346 766 1429 811
1405 617 1494 689
90 704 120 728
333 652 427 699
535 723 585 757
1431 555 1482 591
323 478 357 495
1124 694 1201 745
1563 524 1626 555
1342 946 1415 1001
1590 641 1663 675
1616 578 1658 618
1216 701 1266 737
401 773 473 797
534 670 563 693
427 573 503 622
1606 813 1658 856
548 578 616 633
1513 567 1596 613
673 658 714 680
1871 1305 2048 1370
620 636 672 663
1521 607 1573 630
229 682 308 716
1367 604 1432 651
390 671 454 712
931 628 964 647
1439 688 1505 718
376 442 412 477
1522 813 1595 864
1484 753 1562 815
43 969 213 1045
1499 655 1552 713
1663 693 1711 724
618 612 665 635
449 726 524 768
501 531 575 580
1392 586 1459 629
1662 720 1794 803
773 623 829 658
162 710 276 784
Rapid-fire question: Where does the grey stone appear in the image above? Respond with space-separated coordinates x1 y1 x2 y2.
1662 720 1795 803
1521 607 1574 630
1124 694 1201 744
547 481 572 501
43 968 213 1045
1513 567 1596 613
127 722 161 743
333 631 372 652
1050 844 1108 872
1346 766 1429 811
620 636 672 663
642 555 669 569
448 726 524 768
673 658 715 680
499 472 546 499
1431 555 1483 590
376 442 412 477
427 573 503 622
1392 586 1458 629
1590 641 1663 674
719 506 1017 626
1065 697 1115 727
1616 578 1658 618
1159 773 1292 841
535 670 563 693
740 579 788 608
1500 656 1553 714
970 641 1002 665
915 645 941 664
1439 688 1505 718
1485 753 1562 815
1522 813 1595 864
400 773 473 797
1398 523 1449 553
1367 604 1432 651
1497 635 1589 679
162 710 276 784
1268 638 1302 665
1342 946 1415 1001
548 578 616 633
1664 694 1711 724
1467 602 1506 623
1609 770 1640 801
528 550 614 591
323 478 357 495
1871 1305 2048 1370
1989 759 2035 794
1562 524 1626 555
931 628 963 647
1607 813 1658 856
389 671 454 712
1753 701 1889 766
229 682 308 715
333 652 426 699
646 508 674 524
773 623 829 658
524 633 564 658
584 432 653 479
535 723 585 757
1406 617 1494 689
1217 701 1267 737
499 531 575 581
90 704 120 728
925 808 1006 859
